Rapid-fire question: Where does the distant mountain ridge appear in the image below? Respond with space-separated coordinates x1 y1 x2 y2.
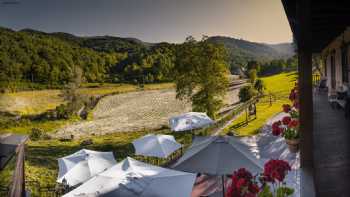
18 28 294 62
1 27 295 79
206 36 295 69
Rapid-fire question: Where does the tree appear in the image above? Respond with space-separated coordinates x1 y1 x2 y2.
248 69 257 84
247 60 260 73
174 36 230 118
239 86 257 102
62 66 83 103
254 79 265 95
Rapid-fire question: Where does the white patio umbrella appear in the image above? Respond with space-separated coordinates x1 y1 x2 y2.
169 112 214 132
57 149 116 187
63 157 197 197
132 134 182 158
172 136 263 196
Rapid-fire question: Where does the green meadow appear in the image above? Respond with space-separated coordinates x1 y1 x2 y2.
222 72 297 136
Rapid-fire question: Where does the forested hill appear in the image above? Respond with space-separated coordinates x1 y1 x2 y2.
206 36 294 71
0 27 294 90
0 27 176 89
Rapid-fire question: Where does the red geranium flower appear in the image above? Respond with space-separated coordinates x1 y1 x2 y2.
293 100 299 109
226 168 259 197
282 116 291 125
288 120 299 128
263 159 291 183
282 104 291 113
272 121 283 136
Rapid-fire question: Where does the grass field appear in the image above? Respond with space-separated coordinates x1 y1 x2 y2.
0 83 174 116
222 72 297 136
0 83 174 135
0 129 192 195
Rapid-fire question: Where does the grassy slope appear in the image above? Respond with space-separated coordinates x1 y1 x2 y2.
0 83 174 135
0 83 174 116
223 72 297 136
0 82 180 193
0 130 192 192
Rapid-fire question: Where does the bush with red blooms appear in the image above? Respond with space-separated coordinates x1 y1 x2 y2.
226 160 294 197
225 168 260 197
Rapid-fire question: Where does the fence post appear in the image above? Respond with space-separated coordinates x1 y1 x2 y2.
269 94 272 106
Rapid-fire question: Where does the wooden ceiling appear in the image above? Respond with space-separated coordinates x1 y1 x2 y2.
282 0 350 52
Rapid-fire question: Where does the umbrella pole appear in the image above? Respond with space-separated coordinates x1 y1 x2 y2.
222 175 225 197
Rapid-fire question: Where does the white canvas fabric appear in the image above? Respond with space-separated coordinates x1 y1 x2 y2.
57 149 116 187
172 136 263 175
169 112 214 132
63 157 196 197
132 134 182 158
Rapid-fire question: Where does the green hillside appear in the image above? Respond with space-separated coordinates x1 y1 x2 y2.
0 27 295 92
207 36 295 73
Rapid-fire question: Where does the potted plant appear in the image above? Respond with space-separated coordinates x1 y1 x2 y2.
282 119 299 153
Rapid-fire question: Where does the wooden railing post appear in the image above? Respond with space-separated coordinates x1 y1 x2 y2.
9 143 26 197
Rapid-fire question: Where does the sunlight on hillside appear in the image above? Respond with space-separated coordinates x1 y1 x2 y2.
0 83 174 116
223 72 297 136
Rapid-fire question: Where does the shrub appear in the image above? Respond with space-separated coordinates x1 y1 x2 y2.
56 104 70 119
254 79 265 94
239 86 257 102
248 69 257 83
29 128 51 141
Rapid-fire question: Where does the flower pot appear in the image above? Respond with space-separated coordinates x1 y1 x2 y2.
285 139 300 153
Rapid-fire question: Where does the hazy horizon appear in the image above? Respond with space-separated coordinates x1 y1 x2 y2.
0 0 292 44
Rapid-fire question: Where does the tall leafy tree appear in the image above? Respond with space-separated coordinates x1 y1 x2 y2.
174 36 230 118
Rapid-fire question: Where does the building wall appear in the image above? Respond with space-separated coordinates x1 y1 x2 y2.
322 27 350 92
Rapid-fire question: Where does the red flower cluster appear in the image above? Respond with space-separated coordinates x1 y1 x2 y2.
282 116 291 125
288 119 299 128
226 168 260 197
282 104 291 113
293 100 299 109
272 121 283 136
289 85 299 109
263 159 291 183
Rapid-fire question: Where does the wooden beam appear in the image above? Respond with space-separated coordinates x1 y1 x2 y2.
297 0 313 169
297 0 316 195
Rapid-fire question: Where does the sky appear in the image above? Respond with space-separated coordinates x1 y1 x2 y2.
0 0 292 44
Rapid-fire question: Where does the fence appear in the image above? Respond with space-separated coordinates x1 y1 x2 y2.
9 143 26 197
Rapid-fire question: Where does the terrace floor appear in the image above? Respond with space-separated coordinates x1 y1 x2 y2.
313 91 350 197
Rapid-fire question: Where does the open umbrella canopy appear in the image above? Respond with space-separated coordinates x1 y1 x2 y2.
172 136 263 175
63 157 197 197
57 149 116 187
132 134 182 158
169 112 214 132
